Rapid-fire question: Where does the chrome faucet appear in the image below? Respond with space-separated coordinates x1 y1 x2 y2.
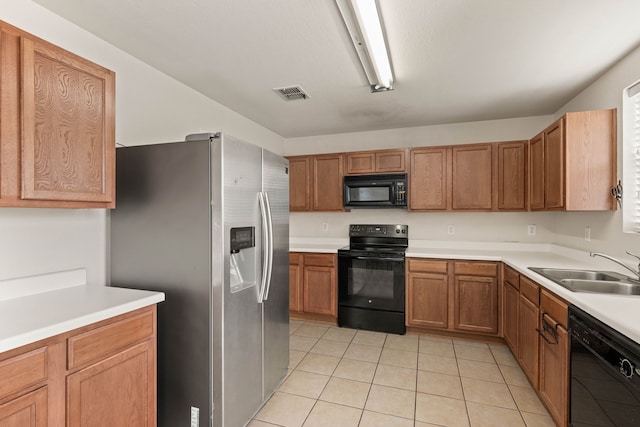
590 251 640 281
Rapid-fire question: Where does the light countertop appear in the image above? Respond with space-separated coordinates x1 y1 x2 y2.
291 238 640 343
0 269 165 353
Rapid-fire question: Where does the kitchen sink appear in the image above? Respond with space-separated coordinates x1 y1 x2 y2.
557 279 640 295
528 267 640 295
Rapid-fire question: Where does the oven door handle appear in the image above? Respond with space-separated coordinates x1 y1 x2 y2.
352 256 405 262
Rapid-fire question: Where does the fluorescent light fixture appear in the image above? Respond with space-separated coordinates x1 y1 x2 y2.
336 0 394 92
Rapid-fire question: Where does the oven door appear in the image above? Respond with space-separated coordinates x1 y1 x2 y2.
338 252 405 312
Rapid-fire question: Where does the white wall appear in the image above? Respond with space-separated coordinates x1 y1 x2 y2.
550 44 640 258
285 116 557 242
0 0 284 284
285 116 552 155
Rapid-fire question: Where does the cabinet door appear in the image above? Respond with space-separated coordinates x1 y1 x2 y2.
544 119 565 209
0 387 47 427
288 156 312 211
518 295 539 388
409 147 448 210
406 272 448 329
453 275 498 334
312 154 344 211
289 254 303 312
529 133 544 210
503 282 519 353
539 320 569 427
345 152 375 174
21 37 115 204
496 141 527 211
452 144 493 210
67 341 156 427
375 149 406 173
303 266 336 316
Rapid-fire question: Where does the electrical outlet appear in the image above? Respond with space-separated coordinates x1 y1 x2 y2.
527 224 536 236
447 225 455 235
322 222 329 232
584 226 591 242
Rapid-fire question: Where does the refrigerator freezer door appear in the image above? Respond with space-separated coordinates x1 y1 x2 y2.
212 135 264 427
261 149 290 398
110 141 212 427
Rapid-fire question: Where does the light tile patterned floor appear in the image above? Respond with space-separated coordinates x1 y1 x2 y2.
250 320 556 427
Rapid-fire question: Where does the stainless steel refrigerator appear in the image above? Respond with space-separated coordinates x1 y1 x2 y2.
110 133 289 427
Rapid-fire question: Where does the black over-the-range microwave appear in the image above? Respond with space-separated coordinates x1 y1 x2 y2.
343 173 407 208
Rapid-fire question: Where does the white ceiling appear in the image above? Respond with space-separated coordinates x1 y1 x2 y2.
35 0 640 138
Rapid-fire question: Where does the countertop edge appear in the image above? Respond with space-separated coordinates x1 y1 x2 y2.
0 287 165 354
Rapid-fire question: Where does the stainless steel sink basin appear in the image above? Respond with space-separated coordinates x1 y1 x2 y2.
528 267 640 295
529 267 625 282
558 279 640 295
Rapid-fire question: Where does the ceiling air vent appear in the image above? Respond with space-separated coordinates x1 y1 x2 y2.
273 85 310 101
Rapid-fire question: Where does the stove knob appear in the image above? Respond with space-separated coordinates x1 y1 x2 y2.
402 229 406 234
368 299 372 304
396 229 400 233
621 359 634 378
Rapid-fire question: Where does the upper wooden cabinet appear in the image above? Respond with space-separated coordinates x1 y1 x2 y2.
312 154 344 211
409 147 449 210
288 156 312 211
286 154 344 212
345 149 406 174
496 141 528 211
0 20 115 208
451 144 493 210
410 142 526 212
529 109 617 211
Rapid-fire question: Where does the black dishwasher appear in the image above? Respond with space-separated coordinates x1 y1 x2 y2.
569 305 640 426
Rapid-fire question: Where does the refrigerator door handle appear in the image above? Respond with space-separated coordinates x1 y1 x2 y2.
262 192 274 301
258 192 270 303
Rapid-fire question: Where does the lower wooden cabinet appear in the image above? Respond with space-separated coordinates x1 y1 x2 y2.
500 266 570 427
289 253 303 312
67 341 155 427
0 387 48 427
406 259 449 329
0 305 157 427
538 290 569 427
290 252 337 320
502 274 519 353
452 261 499 335
518 292 539 388
406 259 500 336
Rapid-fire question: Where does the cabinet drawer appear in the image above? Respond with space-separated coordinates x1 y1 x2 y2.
408 258 448 274
503 265 520 289
289 252 302 265
68 309 155 370
303 254 336 267
540 289 568 329
520 276 540 306
0 347 47 401
454 262 497 277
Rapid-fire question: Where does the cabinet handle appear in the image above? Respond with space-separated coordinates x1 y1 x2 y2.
537 312 559 345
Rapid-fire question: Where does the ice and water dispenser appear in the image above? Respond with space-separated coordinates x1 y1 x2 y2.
229 227 256 293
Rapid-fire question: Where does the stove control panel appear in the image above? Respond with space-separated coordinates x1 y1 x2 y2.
349 224 408 238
